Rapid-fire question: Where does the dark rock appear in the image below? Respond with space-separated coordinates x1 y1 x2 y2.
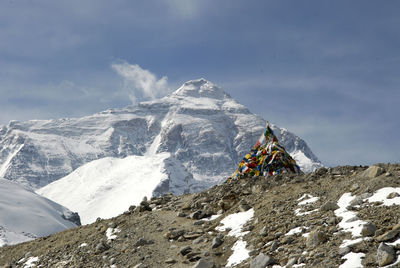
250 253 277 268
239 203 252 212
95 241 110 253
192 257 216 268
243 225 255 231
387 192 400 199
315 167 328 176
134 238 154 247
187 252 201 262
165 258 176 264
327 217 338 225
177 212 187 217
180 245 193 256
362 221 377 237
191 210 205 220
138 204 152 212
270 241 279 251
61 211 81 226
259 226 268 237
164 229 185 240
211 237 223 249
281 236 294 244
193 220 205 226
320 201 339 211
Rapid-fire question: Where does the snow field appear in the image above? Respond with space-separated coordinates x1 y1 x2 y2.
37 153 172 224
0 178 78 247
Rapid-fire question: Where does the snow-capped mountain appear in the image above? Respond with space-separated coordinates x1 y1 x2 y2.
0 178 79 247
0 79 322 195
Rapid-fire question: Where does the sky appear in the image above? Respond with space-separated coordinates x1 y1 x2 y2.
0 0 399 167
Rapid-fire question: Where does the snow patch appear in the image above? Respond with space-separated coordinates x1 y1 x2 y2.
339 252 365 268
295 208 318 216
340 238 364 248
22 256 39 268
203 214 222 221
295 194 319 216
216 209 254 267
79 242 88 248
106 227 121 241
286 227 303 236
226 239 250 267
298 195 319 206
216 209 254 237
366 187 400 206
335 193 366 238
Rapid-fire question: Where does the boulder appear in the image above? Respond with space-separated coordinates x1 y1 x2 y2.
363 166 384 178
192 257 216 268
306 230 327 248
361 221 377 237
376 230 399 242
250 253 276 268
320 201 339 211
376 243 395 266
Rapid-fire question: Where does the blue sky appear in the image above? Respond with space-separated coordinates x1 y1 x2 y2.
1 0 399 166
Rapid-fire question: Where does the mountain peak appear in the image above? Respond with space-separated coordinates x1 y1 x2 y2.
172 78 229 99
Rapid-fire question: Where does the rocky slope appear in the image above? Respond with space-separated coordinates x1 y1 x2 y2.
0 79 321 194
1 163 400 268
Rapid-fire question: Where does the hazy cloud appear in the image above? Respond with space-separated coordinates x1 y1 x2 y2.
111 62 170 104
165 0 202 18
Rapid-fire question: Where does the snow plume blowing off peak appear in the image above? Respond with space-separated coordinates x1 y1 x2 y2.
111 61 171 104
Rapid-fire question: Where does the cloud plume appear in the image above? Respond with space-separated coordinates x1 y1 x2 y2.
111 62 170 104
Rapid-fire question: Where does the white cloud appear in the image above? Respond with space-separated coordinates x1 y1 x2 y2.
165 0 201 18
111 62 170 104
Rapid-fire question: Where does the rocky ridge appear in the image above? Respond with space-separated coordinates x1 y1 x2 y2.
2 163 399 267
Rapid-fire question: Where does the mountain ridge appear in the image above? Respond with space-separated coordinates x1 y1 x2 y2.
0 79 322 193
